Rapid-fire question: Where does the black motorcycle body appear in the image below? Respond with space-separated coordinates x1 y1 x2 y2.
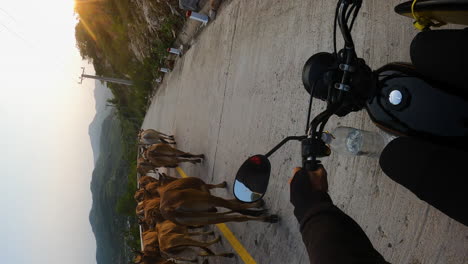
367 63 468 138
302 27 468 140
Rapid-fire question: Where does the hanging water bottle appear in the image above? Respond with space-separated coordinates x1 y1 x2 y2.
321 127 396 157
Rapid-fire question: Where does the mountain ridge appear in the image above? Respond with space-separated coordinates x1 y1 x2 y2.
88 80 113 164
87 80 133 264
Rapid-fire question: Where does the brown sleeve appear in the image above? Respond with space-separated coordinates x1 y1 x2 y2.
290 170 389 264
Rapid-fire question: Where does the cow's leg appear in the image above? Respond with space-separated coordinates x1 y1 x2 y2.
159 173 179 185
177 192 264 212
207 195 263 211
164 244 233 260
185 206 265 217
186 231 215 236
162 237 223 257
175 212 279 226
163 254 198 263
176 158 202 164
158 136 175 143
153 156 180 168
151 146 188 159
177 152 205 159
198 182 226 194
207 195 264 210
160 137 177 145
163 147 187 156
157 132 173 138
175 157 193 164
161 135 176 142
186 236 221 247
157 133 175 140
169 257 197 263
198 247 235 258
160 247 186 260
187 225 204 229
236 208 269 217
205 181 227 189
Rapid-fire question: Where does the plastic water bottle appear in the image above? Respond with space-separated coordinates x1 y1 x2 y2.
321 127 397 157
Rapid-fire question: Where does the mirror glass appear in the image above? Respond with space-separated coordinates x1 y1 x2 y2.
233 155 271 203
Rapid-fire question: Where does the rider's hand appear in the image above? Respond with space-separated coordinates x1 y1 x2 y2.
290 165 332 221
290 166 328 192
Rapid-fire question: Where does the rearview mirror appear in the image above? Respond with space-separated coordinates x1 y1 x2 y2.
233 155 271 203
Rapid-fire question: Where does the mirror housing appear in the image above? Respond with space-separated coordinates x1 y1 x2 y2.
233 155 271 203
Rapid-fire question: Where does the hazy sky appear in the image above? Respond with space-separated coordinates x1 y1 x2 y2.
0 1 97 263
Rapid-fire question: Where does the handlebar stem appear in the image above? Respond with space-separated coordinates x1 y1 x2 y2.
264 136 307 158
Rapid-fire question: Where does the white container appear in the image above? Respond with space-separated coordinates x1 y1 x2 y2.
186 11 209 24
160 68 170 73
167 48 181 56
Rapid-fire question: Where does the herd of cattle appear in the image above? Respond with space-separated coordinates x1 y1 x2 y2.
134 129 279 264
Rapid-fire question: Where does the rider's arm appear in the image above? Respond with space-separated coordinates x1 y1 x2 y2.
290 168 389 264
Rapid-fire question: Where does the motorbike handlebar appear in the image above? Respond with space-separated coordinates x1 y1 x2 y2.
302 0 362 164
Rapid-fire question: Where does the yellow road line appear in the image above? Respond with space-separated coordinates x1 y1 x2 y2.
175 166 190 179
215 223 257 264
175 167 257 264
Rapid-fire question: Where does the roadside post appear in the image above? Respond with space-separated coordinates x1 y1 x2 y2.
167 48 182 56
186 11 209 25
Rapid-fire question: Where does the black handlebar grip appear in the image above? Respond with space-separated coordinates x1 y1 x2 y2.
304 160 321 171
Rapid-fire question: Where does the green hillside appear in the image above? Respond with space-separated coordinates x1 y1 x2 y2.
89 113 139 264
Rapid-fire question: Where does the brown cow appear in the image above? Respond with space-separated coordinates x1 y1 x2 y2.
141 177 227 227
139 175 158 188
156 220 234 259
141 229 199 263
144 182 161 197
134 189 147 202
145 144 204 168
138 219 151 232
134 250 176 264
142 198 164 228
142 231 160 254
135 187 160 203
140 173 180 199
139 129 176 145
155 177 227 197
136 198 162 219
144 174 180 195
159 189 277 226
157 178 276 226
138 157 157 176
140 177 230 224
158 173 180 186
136 202 145 217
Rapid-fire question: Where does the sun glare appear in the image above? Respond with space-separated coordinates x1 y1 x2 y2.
80 18 98 42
